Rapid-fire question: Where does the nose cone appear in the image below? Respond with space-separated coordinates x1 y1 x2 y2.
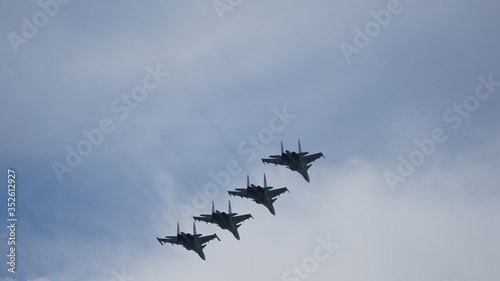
198 251 206 260
305 175 310 182
266 204 276 215
300 171 310 182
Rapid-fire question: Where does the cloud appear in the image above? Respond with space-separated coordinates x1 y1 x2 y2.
78 152 497 281
34 149 497 281
2 1 500 280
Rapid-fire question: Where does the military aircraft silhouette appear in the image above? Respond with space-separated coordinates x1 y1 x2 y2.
262 140 324 182
193 200 253 240
228 174 288 215
157 222 219 260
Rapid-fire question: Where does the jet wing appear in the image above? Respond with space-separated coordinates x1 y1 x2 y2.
261 157 285 166
228 189 253 199
157 236 182 246
302 152 324 165
267 187 289 199
197 234 220 246
193 215 215 224
232 214 253 225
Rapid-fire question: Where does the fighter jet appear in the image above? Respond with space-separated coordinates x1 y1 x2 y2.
193 200 253 240
156 222 220 260
228 174 289 215
262 140 324 182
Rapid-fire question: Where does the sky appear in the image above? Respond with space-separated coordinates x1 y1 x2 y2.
1 0 500 280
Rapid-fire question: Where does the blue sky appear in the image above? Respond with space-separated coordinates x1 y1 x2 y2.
1 0 500 280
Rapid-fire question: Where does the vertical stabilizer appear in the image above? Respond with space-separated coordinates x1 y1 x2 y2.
281 141 284 154
264 174 267 187
298 139 302 153
177 222 180 235
193 222 197 235
247 174 250 187
212 201 215 213
228 200 232 213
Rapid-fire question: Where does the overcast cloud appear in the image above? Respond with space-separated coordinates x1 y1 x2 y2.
0 0 499 281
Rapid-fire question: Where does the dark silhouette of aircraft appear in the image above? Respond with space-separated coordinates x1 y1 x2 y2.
193 200 253 240
262 140 324 182
157 222 219 260
228 174 288 215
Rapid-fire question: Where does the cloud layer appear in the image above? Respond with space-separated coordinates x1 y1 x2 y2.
1 0 499 280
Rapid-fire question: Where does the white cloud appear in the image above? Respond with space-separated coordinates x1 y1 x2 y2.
80 152 498 281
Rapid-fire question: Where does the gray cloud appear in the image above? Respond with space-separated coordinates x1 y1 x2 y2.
1 0 500 280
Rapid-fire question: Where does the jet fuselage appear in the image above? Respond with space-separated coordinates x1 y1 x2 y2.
211 211 241 239
177 232 206 260
246 185 271 204
245 185 276 215
282 150 310 182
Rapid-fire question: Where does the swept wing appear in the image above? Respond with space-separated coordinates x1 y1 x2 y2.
232 214 253 225
193 215 214 224
261 157 285 166
267 187 289 199
228 189 253 199
157 236 182 245
197 234 220 246
303 152 324 165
